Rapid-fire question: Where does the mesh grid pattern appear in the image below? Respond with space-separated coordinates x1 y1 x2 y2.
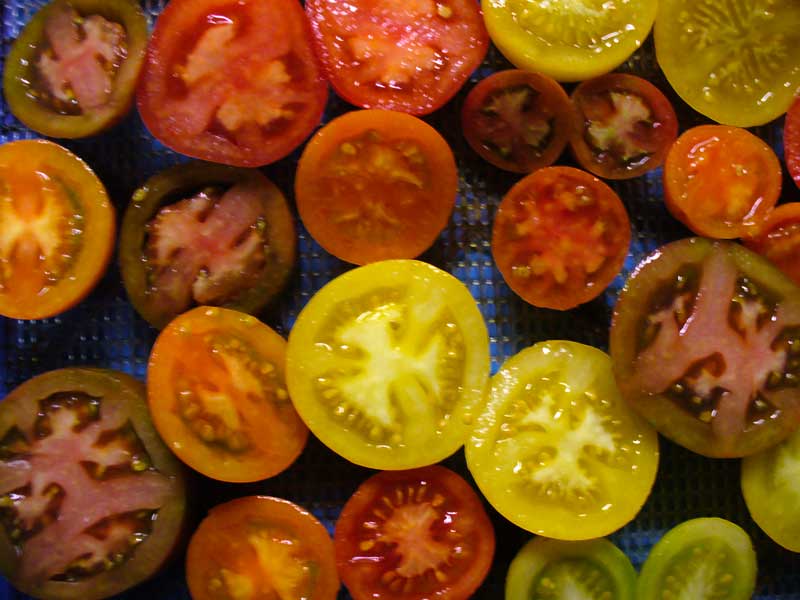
2 1 800 598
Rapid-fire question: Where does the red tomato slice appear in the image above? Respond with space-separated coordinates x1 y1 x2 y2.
334 466 494 600
306 0 488 115
137 0 328 167
786 97 800 189
745 203 800 286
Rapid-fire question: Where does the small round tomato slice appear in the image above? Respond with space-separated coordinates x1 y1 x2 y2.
295 110 457 265
492 166 631 310
306 0 488 115
137 0 328 167
663 126 782 239
148 306 308 483
786 96 800 189
461 70 575 173
0 140 115 320
286 260 489 470
186 496 339 600
611 238 800 458
466 341 659 541
570 73 678 180
334 466 494 600
744 203 800 286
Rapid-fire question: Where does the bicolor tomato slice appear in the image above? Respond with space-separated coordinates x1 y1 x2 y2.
744 203 800 286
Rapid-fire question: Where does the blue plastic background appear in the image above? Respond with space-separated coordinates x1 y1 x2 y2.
2 0 800 598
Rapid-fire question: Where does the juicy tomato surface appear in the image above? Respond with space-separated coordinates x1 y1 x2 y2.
505 537 636 600
137 0 328 167
492 166 631 310
637 518 757 600
663 125 782 239
286 260 489 470
570 73 678 180
3 0 148 138
147 306 308 483
787 96 800 188
656 0 800 127
119 161 295 329
0 139 115 320
295 110 457 265
482 0 657 82
334 466 494 600
466 341 659 541
461 69 575 173
744 203 800 286
186 496 339 600
0 368 187 600
306 0 488 115
611 238 800 458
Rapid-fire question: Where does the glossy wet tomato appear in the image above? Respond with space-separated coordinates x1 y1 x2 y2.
611 238 800 458
0 368 187 600
0 140 114 320
186 496 339 600
466 341 659 541
137 0 328 167
786 97 800 188
570 73 678 180
295 110 457 265
664 126 782 239
656 0 800 127
286 260 489 470
119 161 295 329
3 0 147 138
492 166 630 310
334 466 494 600
744 203 800 286
461 70 575 173
148 306 308 483
306 0 487 115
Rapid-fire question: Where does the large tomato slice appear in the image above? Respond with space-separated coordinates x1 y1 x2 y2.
611 238 800 458
0 368 187 600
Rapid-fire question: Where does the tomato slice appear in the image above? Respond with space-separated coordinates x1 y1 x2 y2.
744 203 800 286
3 0 148 138
664 125 782 240
786 96 800 189
137 0 328 167
306 0 488 115
466 341 659 541
460 70 576 173
119 161 296 329
655 0 800 127
186 496 339 600
295 110 458 265
286 260 489 470
0 368 187 600
0 140 115 320
491 166 631 310
611 238 800 458
334 466 494 600
570 73 678 180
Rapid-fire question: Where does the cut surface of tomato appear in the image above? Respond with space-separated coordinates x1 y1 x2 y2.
286 260 489 470
186 496 339 600
295 110 457 265
466 341 659 541
334 466 494 600
786 97 800 189
744 203 800 286
611 238 800 458
492 166 630 310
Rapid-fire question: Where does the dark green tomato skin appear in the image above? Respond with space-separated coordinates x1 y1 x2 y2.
3 0 148 138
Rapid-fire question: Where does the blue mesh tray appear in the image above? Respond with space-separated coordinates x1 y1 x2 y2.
2 1 800 598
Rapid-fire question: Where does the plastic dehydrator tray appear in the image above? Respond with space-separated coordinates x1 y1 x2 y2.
2 0 800 598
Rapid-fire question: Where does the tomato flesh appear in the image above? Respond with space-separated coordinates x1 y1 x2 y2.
786 97 800 189
744 203 800 286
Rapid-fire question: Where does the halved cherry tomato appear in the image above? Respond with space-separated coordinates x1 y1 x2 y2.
0 140 115 320
286 260 489 470
306 0 488 115
664 126 782 239
334 466 494 600
186 496 339 600
3 0 148 138
744 203 800 286
461 70 575 173
147 306 308 483
295 110 457 265
492 166 630 310
786 97 800 188
570 73 678 180
137 0 328 167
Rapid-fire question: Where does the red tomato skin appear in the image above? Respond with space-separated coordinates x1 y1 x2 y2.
744 202 800 286
786 97 800 189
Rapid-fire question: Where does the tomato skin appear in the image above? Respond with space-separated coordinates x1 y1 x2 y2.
744 203 800 286
786 97 800 189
